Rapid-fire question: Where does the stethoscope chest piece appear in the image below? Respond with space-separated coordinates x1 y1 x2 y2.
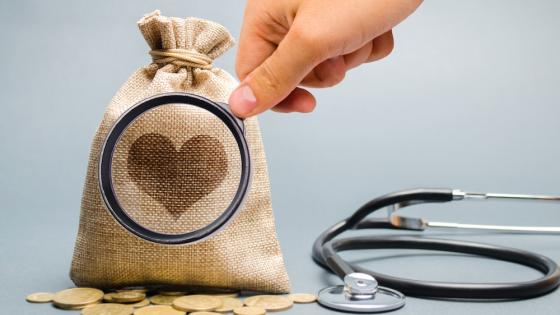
318 273 405 313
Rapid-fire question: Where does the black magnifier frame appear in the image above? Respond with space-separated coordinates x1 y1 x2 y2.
99 92 251 245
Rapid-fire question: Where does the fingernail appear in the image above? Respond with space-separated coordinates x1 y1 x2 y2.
229 83 257 117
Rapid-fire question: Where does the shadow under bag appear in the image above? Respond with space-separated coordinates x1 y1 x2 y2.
70 10 290 293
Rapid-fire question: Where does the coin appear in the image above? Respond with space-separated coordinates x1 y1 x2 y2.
159 291 188 296
59 302 101 310
26 292 54 303
214 297 243 312
82 303 134 315
243 295 292 311
104 293 117 302
204 291 239 298
134 305 185 315
53 288 104 309
288 293 317 303
112 291 146 303
117 287 149 294
150 295 181 305
189 313 222 315
172 295 222 312
131 299 150 308
233 306 266 315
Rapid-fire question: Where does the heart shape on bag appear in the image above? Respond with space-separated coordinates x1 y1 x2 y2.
127 133 228 220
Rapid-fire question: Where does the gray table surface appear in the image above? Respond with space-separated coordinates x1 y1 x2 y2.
2 1 560 314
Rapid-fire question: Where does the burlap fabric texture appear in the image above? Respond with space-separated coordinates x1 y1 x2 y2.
70 10 290 293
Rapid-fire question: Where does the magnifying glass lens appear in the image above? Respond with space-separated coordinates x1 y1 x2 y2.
108 100 243 238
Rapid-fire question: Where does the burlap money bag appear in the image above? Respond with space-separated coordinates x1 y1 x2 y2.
70 10 290 293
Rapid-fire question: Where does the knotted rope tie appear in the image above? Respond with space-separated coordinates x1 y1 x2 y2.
149 49 213 69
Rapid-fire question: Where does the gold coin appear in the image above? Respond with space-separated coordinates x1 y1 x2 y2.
104 293 117 302
288 293 317 303
159 291 188 296
244 295 292 311
190 312 222 315
214 297 243 312
134 305 185 315
59 302 101 310
150 295 181 305
82 303 134 315
233 306 266 315
172 295 222 312
206 293 239 298
204 290 239 298
112 291 146 303
53 288 104 308
26 292 54 303
117 287 149 294
131 299 150 308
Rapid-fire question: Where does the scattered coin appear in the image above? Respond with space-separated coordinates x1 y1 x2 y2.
134 305 185 315
53 288 104 309
60 302 101 310
150 295 181 305
117 287 149 294
244 295 292 311
205 292 239 298
104 293 117 302
288 293 317 303
158 288 189 296
214 297 243 312
172 295 222 312
112 291 146 303
233 306 266 315
26 292 55 303
130 299 150 308
189 312 222 315
81 303 101 310
81 303 134 315
159 291 188 296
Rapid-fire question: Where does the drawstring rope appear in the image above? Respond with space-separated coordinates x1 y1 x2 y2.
149 49 213 69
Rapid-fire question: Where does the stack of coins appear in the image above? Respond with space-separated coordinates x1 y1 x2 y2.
26 287 318 314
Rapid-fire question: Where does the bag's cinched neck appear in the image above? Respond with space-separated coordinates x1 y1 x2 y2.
138 10 234 70
149 49 213 69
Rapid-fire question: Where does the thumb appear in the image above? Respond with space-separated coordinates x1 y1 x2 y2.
229 30 325 117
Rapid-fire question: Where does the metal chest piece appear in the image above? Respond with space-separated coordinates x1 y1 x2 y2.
318 273 405 313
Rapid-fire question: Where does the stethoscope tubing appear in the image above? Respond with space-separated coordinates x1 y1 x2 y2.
313 188 560 300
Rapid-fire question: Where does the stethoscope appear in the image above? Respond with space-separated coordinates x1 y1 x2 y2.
313 188 560 313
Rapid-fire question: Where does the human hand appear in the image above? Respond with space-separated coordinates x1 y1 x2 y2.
229 0 422 118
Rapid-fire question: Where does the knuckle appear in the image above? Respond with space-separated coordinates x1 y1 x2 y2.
235 64 250 81
290 27 330 61
328 71 345 87
369 38 394 62
381 39 395 57
255 59 283 93
318 72 345 88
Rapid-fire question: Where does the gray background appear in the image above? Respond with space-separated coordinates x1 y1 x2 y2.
1 0 559 314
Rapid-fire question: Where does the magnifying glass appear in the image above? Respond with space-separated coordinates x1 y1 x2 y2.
98 92 251 245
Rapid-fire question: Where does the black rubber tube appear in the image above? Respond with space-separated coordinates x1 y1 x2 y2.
312 188 560 300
